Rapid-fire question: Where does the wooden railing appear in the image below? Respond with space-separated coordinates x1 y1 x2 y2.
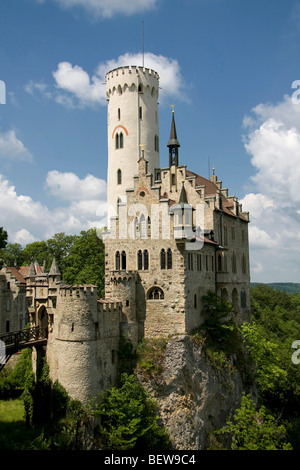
0 326 48 371
0 326 48 350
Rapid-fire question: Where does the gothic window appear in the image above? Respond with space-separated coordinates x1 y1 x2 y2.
148 286 164 300
224 225 228 246
143 250 149 270
197 254 201 271
242 254 247 274
118 108 121 120
188 253 193 270
160 249 166 269
117 169 122 185
115 133 119 149
241 288 247 308
232 253 237 273
232 288 238 312
139 106 143 119
115 251 120 270
147 217 151 238
120 132 124 148
194 294 198 308
121 251 126 270
137 250 143 270
167 248 172 269
138 84 143 93
218 254 222 271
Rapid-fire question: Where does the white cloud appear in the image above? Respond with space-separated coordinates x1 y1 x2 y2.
45 170 106 201
50 0 159 18
0 173 107 245
51 52 187 109
98 52 188 103
241 93 300 281
25 80 52 100
0 129 33 162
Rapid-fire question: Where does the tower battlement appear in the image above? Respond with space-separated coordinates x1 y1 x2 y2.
58 284 97 299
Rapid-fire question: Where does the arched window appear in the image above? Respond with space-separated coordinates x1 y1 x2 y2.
232 253 237 273
167 248 172 269
160 249 166 269
117 169 122 185
137 250 143 270
118 108 121 120
242 254 247 274
120 132 124 148
115 133 119 149
221 288 228 301
115 251 120 270
232 288 238 312
138 84 143 93
194 293 198 308
241 288 247 308
148 286 164 300
154 135 159 152
147 216 151 238
218 254 222 271
121 251 126 270
143 250 149 270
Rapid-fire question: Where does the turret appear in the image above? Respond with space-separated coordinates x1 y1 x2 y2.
168 110 180 167
106 66 160 224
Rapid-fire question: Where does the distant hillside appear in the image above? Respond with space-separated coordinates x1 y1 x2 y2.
251 282 300 294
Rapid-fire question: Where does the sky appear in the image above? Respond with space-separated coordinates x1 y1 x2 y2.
1 0 300 283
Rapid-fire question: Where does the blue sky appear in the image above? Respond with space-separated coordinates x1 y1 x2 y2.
1 0 300 283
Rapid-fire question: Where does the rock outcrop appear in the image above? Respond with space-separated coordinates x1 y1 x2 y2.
137 335 256 450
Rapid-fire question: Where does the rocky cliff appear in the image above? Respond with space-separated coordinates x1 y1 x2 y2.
137 334 257 450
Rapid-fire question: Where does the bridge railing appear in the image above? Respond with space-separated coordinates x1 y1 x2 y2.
0 326 48 349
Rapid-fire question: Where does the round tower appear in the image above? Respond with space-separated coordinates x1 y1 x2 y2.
106 66 160 219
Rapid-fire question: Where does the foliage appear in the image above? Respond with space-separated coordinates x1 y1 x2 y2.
0 228 105 295
117 335 137 377
136 338 168 377
214 394 293 450
200 291 233 343
62 228 105 297
0 227 8 249
95 373 171 450
239 321 288 399
0 349 33 399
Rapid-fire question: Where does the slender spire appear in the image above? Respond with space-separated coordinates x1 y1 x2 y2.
178 180 188 205
49 258 61 276
25 262 35 278
168 109 180 167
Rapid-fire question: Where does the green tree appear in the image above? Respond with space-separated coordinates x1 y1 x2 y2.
0 242 25 266
63 228 105 297
95 373 171 450
215 394 293 450
239 321 287 400
0 227 8 249
46 232 77 273
22 240 51 268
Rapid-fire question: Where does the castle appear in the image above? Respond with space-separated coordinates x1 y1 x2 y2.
0 65 250 403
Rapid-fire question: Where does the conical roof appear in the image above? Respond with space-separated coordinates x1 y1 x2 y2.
25 262 35 278
49 258 61 276
167 112 180 148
